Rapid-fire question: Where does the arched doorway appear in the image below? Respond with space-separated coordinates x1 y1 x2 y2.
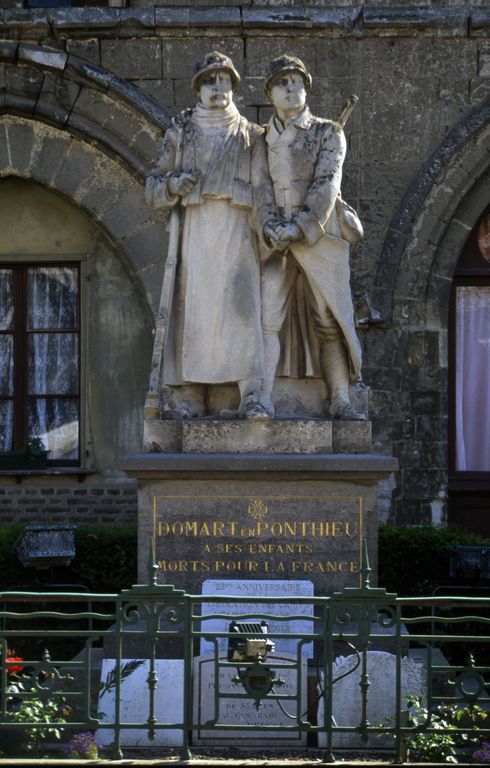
448 207 490 535
371 97 490 526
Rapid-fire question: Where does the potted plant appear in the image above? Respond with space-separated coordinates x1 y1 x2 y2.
0 437 50 470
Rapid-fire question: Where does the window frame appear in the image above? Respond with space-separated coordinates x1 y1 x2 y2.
0 255 86 467
448 207 490 490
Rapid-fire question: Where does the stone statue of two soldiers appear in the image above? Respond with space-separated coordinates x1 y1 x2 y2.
146 52 365 422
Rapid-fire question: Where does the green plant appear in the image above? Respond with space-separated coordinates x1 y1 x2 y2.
378 524 490 596
25 436 48 460
7 695 71 755
405 696 487 763
5 650 72 757
72 524 137 591
0 524 137 592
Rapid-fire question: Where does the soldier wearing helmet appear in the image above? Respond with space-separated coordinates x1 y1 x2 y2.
146 52 276 420
261 55 365 420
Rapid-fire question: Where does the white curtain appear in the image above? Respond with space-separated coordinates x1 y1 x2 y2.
28 267 79 460
455 286 490 471
0 269 13 451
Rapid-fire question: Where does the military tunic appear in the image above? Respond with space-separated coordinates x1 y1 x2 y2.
261 107 362 380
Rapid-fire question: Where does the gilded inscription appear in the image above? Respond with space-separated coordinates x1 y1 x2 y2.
158 519 358 538
153 495 363 586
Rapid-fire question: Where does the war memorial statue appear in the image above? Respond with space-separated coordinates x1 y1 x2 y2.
260 55 365 420
135 52 397 601
145 52 364 422
145 52 276 421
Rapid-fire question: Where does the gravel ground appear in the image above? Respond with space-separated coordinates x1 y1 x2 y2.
118 747 393 761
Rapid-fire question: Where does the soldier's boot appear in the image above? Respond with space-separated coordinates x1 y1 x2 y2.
320 340 366 420
160 385 205 419
238 379 271 421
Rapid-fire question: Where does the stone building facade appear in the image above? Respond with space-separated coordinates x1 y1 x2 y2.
0 0 489 533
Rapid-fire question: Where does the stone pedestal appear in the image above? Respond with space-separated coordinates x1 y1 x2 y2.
143 417 372 454
121 419 397 595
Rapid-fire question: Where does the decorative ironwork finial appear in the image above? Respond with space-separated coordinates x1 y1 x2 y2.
361 538 372 590
149 538 158 587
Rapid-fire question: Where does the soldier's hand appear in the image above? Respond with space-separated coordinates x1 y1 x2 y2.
264 222 289 251
273 221 303 244
168 172 198 197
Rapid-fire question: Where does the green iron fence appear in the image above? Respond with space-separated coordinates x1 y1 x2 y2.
0 548 489 761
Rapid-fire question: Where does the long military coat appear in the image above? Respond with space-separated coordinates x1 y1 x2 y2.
146 104 276 385
263 108 362 381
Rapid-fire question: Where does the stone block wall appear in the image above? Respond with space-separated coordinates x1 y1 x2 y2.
1 1 489 526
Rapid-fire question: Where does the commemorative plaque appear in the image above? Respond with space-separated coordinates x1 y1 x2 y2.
131 465 388 595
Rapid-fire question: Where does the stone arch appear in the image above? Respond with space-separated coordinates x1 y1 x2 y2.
426 168 490 328
0 43 174 316
370 98 490 525
0 42 171 179
373 96 490 329
0 114 169 317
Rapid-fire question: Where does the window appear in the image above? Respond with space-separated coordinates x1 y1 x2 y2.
451 209 490 472
0 264 81 464
448 207 490 534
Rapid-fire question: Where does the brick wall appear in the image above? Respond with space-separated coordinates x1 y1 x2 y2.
0 482 138 525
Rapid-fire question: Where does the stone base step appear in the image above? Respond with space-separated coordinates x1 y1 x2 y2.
144 418 372 454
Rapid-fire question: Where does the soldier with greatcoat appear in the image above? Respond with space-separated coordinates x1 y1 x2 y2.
146 52 276 420
261 55 365 420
